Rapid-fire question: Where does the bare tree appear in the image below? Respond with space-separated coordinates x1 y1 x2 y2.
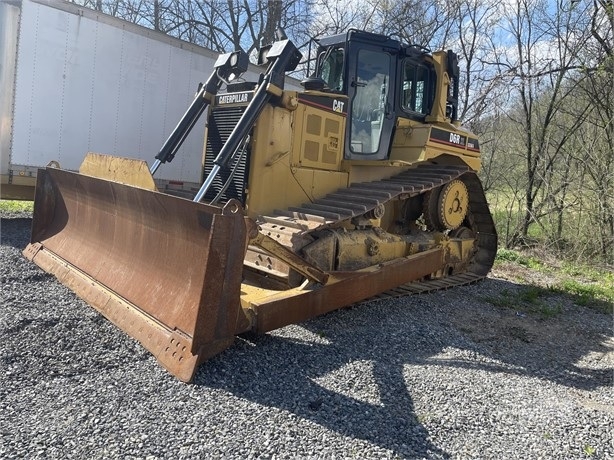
570 0 614 262
486 0 589 245
70 0 312 54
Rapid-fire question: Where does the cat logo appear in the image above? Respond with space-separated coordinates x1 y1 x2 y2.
332 99 345 113
218 92 250 104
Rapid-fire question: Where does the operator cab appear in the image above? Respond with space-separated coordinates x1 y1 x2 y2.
304 30 457 161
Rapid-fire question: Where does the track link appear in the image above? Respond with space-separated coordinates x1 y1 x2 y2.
254 163 497 296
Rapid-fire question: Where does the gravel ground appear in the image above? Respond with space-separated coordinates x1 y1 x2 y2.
1 212 612 459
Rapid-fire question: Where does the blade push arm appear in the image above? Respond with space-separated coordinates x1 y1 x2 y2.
150 50 249 175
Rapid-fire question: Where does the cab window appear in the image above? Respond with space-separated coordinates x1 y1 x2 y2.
402 60 434 115
318 48 345 92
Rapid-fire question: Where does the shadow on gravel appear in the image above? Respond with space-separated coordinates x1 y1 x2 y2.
0 217 32 249
448 278 613 391
194 278 612 459
196 328 450 458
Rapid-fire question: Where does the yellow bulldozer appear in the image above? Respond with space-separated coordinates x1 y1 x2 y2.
23 30 497 382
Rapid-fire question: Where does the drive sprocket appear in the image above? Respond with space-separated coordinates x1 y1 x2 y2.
424 179 469 231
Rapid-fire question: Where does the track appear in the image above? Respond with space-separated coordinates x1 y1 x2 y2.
254 162 498 296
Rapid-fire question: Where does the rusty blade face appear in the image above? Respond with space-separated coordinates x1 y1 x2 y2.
24 167 248 382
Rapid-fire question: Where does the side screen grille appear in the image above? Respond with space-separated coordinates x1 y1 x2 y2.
203 106 250 204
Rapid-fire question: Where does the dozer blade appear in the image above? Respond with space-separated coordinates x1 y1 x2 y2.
23 166 248 382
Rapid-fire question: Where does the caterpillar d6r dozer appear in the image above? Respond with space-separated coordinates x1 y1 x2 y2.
24 30 497 382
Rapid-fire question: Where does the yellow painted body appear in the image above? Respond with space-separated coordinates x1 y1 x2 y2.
390 118 481 171
79 152 157 190
242 90 482 219
244 97 350 218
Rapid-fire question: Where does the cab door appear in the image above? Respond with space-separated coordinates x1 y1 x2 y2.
344 45 397 160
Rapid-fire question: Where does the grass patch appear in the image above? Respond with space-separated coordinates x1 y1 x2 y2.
488 256 613 315
0 200 34 212
551 263 613 313
561 262 614 284
553 279 613 313
484 286 562 318
487 282 611 316
494 250 613 313
495 248 544 270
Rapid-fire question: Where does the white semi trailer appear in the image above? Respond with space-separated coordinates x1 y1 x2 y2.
0 0 299 200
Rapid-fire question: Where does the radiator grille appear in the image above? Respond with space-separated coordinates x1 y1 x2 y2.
203 106 250 205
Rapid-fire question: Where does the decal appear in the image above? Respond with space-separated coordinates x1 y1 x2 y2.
467 137 480 152
216 91 253 105
430 127 467 148
332 99 345 113
298 94 348 116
